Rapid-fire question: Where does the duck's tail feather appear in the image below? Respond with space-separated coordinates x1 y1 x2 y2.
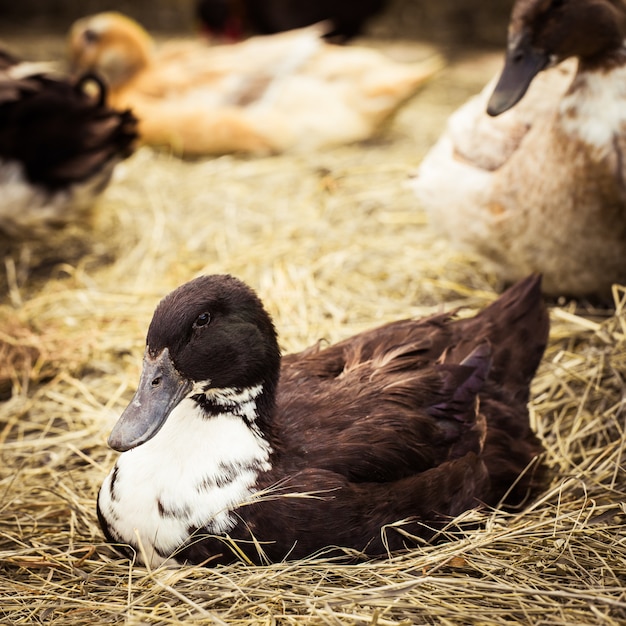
427 343 491 461
483 275 549 506
459 273 549 396
448 275 549 507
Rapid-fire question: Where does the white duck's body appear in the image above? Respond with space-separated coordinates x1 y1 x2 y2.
412 0 626 299
0 158 116 238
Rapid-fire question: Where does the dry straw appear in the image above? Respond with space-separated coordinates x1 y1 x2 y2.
0 45 624 624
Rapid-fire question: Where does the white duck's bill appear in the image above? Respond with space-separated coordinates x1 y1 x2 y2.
108 348 192 452
487 30 550 116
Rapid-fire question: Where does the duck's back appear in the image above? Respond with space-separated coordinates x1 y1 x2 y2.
275 274 548 505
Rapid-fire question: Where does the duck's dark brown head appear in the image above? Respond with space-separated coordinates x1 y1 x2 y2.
147 274 280 389
108 275 281 451
487 0 626 116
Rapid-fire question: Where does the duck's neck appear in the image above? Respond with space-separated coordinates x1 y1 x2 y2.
192 374 277 432
101 41 152 92
578 39 626 73
193 383 265 427
574 0 626 71
559 45 626 153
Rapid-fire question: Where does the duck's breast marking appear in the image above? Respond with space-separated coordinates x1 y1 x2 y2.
98 393 272 567
207 383 263 425
559 59 626 157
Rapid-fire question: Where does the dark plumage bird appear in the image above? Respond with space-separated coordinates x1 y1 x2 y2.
98 273 549 567
0 50 137 238
196 0 387 43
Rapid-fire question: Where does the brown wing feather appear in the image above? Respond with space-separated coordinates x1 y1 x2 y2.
180 452 490 565
274 274 548 503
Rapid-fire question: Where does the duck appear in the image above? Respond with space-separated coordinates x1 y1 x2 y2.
98 273 549 567
410 0 626 300
0 48 137 239
196 0 388 44
67 12 440 156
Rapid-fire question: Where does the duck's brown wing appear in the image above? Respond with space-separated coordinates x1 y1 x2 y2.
276 275 548 504
276 337 491 483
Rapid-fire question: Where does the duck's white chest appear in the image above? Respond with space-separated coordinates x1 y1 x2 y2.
98 399 272 567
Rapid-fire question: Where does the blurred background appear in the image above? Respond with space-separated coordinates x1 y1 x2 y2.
0 0 514 49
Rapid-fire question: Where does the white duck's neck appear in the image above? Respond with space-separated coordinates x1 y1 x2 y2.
559 47 626 153
99 384 272 567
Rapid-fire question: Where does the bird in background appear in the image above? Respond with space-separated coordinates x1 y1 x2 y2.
195 0 388 43
67 11 440 156
411 0 626 300
0 48 137 239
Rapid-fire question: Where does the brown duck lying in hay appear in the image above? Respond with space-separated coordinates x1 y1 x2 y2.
98 273 549 567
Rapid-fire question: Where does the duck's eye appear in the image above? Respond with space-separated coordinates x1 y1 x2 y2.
193 312 211 328
82 28 100 44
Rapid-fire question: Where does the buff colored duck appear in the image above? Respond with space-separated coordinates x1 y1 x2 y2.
68 12 441 156
411 0 626 299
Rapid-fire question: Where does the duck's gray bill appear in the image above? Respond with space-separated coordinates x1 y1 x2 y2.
108 348 192 452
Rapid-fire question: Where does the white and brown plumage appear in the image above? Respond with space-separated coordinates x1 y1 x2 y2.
98 273 548 567
0 49 137 239
67 12 440 156
411 0 626 299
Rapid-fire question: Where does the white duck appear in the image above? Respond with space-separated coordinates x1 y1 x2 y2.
412 0 626 299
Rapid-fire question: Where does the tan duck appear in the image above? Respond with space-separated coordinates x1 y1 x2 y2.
98 273 548 567
411 0 626 299
0 49 137 239
67 12 440 156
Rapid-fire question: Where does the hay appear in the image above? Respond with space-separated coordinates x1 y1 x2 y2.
1 41 625 624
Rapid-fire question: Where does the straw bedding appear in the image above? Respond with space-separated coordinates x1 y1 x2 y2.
0 42 625 624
